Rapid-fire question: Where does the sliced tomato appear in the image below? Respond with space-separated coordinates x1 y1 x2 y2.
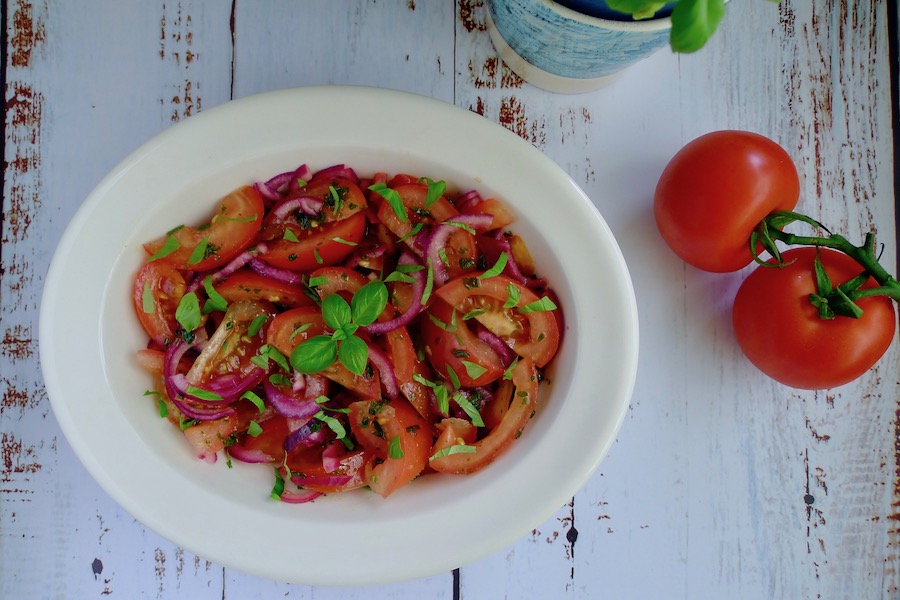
384 326 434 420
144 186 264 271
179 398 261 460
376 182 459 240
420 298 505 388
460 197 516 231
349 397 432 498
259 211 367 272
133 262 186 345
307 265 368 299
429 357 538 474
287 444 370 493
216 268 314 308
186 300 275 386
436 274 560 367
231 413 291 462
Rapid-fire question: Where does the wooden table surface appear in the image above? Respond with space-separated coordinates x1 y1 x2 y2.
3 1 898 598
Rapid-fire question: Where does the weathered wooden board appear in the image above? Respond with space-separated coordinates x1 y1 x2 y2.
2 1 897 598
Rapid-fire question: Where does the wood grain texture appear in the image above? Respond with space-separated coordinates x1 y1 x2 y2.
2 0 897 598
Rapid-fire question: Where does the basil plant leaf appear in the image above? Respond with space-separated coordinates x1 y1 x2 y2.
351 279 389 327
670 0 727 53
322 293 352 332
338 334 369 376
291 335 338 374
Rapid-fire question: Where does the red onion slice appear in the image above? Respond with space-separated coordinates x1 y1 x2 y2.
476 324 516 366
170 397 235 422
248 258 306 286
291 474 353 489
271 196 325 220
278 489 323 504
456 189 482 212
366 344 399 400
228 445 275 464
322 443 343 473
263 378 321 420
425 224 453 286
363 254 426 336
443 213 494 232
312 164 359 184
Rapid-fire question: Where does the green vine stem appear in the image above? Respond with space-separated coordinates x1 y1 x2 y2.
752 210 900 318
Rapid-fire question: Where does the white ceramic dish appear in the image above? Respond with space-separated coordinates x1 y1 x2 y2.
39 86 638 586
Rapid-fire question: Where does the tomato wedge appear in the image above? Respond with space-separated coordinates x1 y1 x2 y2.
287 444 370 493
216 268 314 308
144 186 264 271
133 262 186 345
349 397 432 498
429 357 538 474
260 211 367 272
436 274 560 367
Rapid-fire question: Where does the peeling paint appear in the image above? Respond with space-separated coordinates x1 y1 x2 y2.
1 432 42 484
10 0 48 68
497 96 545 147
458 0 486 33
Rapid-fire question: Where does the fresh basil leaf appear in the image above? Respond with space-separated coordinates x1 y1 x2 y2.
283 229 300 243
186 385 223 402
420 177 446 208
421 258 435 305
248 314 269 337
202 275 228 314
368 182 408 223
175 292 201 333
502 283 521 309
388 435 404 459
446 365 461 390
322 293 352 331
270 468 286 500
290 335 338 374
142 281 155 314
351 279 389 327
247 420 263 437
147 235 180 262
670 0 727 53
454 392 485 427
479 252 508 279
241 390 265 412
429 444 476 461
519 296 558 314
338 334 369 376
461 360 487 380
188 236 210 265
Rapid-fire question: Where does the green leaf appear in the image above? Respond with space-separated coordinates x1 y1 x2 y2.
247 420 263 437
384 270 417 284
142 281 155 314
315 410 348 441
454 392 485 427
175 292 201 333
479 252 508 280
444 221 476 235
420 177 446 208
605 0 668 19
188 236 211 265
248 314 269 337
388 435 404 459
422 258 435 305
147 235 180 262
369 182 408 223
429 444 476 461
502 356 519 381
240 390 266 412
413 373 449 414
351 279 389 326
519 296 558 314
338 334 369 376
330 237 357 246
186 385 223 402
202 275 229 314
291 335 338 374
461 360 487 380
397 222 424 243
502 283 521 309
462 308 487 321
283 229 300 243
322 293 352 331
669 0 727 54
446 365 461 390
270 468 286 500
144 390 168 418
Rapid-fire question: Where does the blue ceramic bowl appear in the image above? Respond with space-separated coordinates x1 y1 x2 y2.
487 0 672 93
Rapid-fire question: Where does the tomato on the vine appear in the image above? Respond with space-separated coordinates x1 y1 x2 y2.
732 247 897 389
654 130 800 273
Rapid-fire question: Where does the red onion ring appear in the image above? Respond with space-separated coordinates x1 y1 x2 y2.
278 489 323 504
322 443 343 473
271 196 324 220
366 344 399 400
425 224 453 286
443 212 493 232
263 378 321 420
185 245 268 293
291 474 353 488
456 189 482 212
248 258 306 286
362 254 426 336
476 323 516 365
227 445 275 464
312 164 359 184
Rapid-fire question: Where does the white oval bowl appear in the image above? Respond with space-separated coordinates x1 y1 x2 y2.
39 86 638 586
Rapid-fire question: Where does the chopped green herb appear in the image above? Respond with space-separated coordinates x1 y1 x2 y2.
247 420 263 437
396 264 425 274
240 390 266 412
461 360 487 380
144 390 168 418
368 182 408 223
186 385 224 402
269 373 292 387
147 235 180 262
429 444 476 461
142 281 155 314
202 275 229 314
289 322 313 341
331 237 357 246
248 314 269 337
175 292 201 334
462 307 487 321
188 236 211 265
454 392 485 427
397 222 424 242
503 356 519 381
438 247 449 266
384 270 417 284
283 229 300 243
420 177 446 207
444 221 476 235
307 275 328 288
421 258 435 305
479 251 508 279
388 435 404 459
270 468 286 500
520 296 558 314
446 365 461 390
313 247 323 264
179 416 198 431
502 283 521 309
413 374 449 414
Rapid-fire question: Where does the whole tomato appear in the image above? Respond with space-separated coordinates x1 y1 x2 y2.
655 131 801 272
732 247 897 389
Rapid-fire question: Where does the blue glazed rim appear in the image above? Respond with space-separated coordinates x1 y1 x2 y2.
540 0 671 32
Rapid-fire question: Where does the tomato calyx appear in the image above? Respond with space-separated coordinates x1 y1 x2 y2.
752 210 900 319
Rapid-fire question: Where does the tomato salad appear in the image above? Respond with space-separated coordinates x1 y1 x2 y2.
134 164 562 502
